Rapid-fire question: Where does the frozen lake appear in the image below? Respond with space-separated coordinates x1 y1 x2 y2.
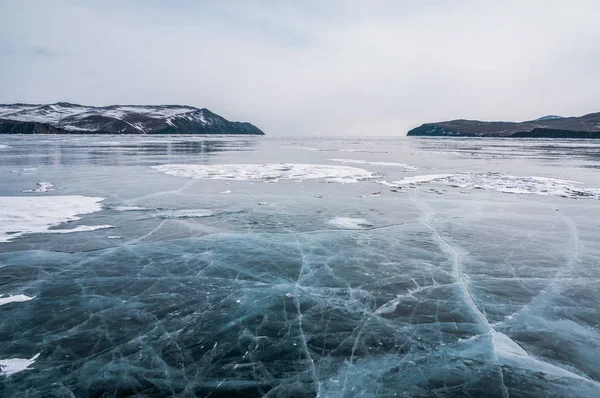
1 135 599 397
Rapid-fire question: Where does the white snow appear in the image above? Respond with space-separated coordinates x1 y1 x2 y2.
0 294 34 306
47 225 114 234
23 182 54 193
153 209 214 219
0 196 106 243
0 144 11 149
2 104 89 123
0 104 200 127
113 205 148 211
0 104 40 118
383 173 600 199
387 174 454 186
151 163 378 184
328 217 372 229
114 205 214 219
328 158 417 170
0 353 40 376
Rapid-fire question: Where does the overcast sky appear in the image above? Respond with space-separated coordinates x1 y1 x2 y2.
1 1 599 136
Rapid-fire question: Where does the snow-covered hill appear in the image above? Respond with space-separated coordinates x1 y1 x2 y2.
0 103 264 135
534 115 564 121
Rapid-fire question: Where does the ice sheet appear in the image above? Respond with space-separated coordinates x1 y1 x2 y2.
152 163 379 183
0 195 106 243
1 136 599 396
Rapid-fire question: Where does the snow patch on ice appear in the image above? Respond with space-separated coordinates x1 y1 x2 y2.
0 144 11 149
328 217 372 229
0 294 35 306
0 353 40 376
0 196 106 243
328 158 417 170
152 163 378 184
48 225 114 234
113 205 148 211
23 182 54 193
114 205 214 219
387 174 453 186
153 209 214 219
384 173 600 199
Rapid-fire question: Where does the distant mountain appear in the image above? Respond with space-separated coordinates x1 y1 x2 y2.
0 103 265 135
533 115 564 121
407 112 600 138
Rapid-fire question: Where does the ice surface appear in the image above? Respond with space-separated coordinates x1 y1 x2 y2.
283 147 388 153
386 172 600 199
0 195 105 242
1 136 599 397
0 354 40 376
0 144 10 149
0 294 34 306
492 331 528 357
328 158 417 170
152 163 378 183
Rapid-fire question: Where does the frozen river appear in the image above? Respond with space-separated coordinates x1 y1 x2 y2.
0 135 599 397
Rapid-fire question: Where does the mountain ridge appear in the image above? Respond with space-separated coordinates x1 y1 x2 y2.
0 102 265 135
407 111 600 138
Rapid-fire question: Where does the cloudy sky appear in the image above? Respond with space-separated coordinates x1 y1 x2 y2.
1 0 599 136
